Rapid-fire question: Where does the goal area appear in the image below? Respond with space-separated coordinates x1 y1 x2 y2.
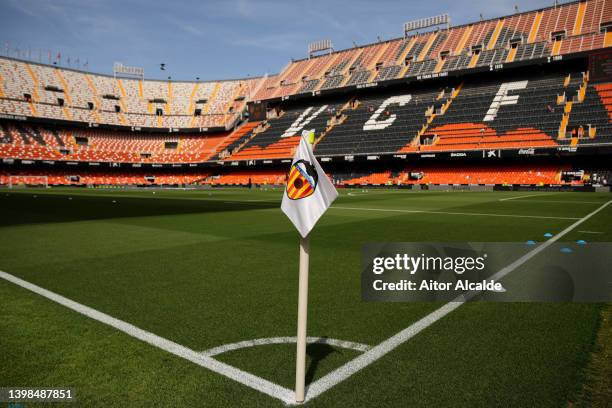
7 175 49 189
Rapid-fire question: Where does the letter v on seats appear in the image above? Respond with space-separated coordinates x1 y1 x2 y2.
281 105 328 138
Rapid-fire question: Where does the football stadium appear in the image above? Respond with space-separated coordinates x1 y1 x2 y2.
1 0 611 406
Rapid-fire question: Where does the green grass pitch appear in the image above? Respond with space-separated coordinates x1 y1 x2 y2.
0 187 610 407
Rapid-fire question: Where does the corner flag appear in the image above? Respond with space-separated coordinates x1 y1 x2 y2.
281 130 338 238
281 129 338 403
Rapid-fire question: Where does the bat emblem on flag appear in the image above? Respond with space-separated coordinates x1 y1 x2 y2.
286 159 318 200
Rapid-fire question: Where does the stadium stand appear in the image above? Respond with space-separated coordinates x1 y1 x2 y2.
0 0 611 188
232 70 610 158
566 81 612 141
0 169 208 186
253 0 611 100
595 83 612 120
340 164 566 185
1 163 592 187
0 122 230 163
210 170 286 185
0 57 265 129
224 103 342 160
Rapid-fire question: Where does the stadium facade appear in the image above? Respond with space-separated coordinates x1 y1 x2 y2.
0 0 611 188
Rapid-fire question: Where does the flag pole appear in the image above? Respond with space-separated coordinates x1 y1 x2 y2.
295 233 310 403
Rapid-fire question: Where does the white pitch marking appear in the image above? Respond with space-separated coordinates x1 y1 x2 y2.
498 193 554 201
201 337 371 357
332 206 580 220
0 271 295 404
502 199 604 205
578 230 604 234
300 200 612 404
222 200 271 205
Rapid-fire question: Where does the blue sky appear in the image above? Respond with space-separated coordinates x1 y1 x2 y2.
1 0 559 80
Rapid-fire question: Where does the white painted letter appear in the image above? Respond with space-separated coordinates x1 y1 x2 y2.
281 105 328 138
483 80 528 122
363 95 412 131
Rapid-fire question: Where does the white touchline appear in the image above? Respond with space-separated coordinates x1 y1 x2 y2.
331 206 580 220
501 199 604 205
222 200 272 205
0 270 295 405
498 193 556 201
201 337 371 357
300 199 612 404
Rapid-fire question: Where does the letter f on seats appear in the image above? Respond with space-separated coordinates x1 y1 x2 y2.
483 80 528 122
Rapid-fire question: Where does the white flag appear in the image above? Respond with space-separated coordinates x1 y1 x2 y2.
281 130 338 238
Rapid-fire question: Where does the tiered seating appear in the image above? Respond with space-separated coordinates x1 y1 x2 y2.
0 168 288 186
372 41 405 81
567 83 612 143
416 73 569 151
417 124 556 151
0 122 230 163
3 71 609 163
0 2 609 113
316 90 440 156
0 122 65 160
342 171 392 185
210 170 285 185
336 164 565 185
0 57 263 128
0 169 208 186
402 165 563 185
0 163 589 187
213 121 261 159
595 83 612 121
216 71 610 159
254 0 610 100
533 2 581 42
317 50 358 90
224 104 339 160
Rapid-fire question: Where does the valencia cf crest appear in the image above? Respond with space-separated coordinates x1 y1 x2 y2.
286 159 318 200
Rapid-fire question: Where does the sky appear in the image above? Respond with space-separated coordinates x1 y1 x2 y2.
0 0 560 81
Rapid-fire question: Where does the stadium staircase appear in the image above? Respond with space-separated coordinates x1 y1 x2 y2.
213 121 261 159
224 103 339 160
315 89 442 156
53 68 73 120
420 73 569 151
314 97 356 147
402 83 464 151
565 76 612 145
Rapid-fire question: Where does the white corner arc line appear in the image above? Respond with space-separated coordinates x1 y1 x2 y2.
201 337 371 357
301 200 612 404
0 271 295 405
331 206 580 220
